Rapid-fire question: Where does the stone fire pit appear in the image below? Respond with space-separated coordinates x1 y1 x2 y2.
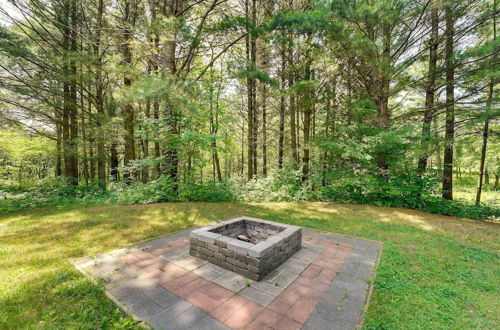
189 217 301 280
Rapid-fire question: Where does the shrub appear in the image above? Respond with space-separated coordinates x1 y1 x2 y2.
180 181 234 202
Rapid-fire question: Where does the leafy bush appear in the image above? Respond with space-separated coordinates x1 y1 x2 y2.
319 172 498 220
420 196 499 220
180 181 234 202
321 173 438 208
0 171 497 221
108 177 178 204
232 168 320 202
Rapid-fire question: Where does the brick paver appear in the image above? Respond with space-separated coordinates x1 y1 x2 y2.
74 224 381 329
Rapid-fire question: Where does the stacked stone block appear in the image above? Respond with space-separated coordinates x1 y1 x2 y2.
190 217 302 281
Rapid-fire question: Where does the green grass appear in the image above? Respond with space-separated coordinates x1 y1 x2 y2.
0 202 498 329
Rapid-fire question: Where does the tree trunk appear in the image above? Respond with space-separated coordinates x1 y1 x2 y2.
418 5 439 175
260 46 268 177
245 0 256 180
209 83 223 182
94 0 106 186
302 47 313 181
161 0 182 192
476 82 494 204
251 3 258 178
442 5 455 200
110 142 119 181
62 0 78 185
82 85 89 185
122 0 136 183
278 46 286 169
56 119 62 176
374 25 391 175
142 98 150 183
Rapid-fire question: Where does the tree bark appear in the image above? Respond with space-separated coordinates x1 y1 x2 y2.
417 5 439 175
122 0 136 183
245 0 256 180
301 56 312 182
442 4 455 200
161 0 182 191
278 45 286 169
94 0 106 186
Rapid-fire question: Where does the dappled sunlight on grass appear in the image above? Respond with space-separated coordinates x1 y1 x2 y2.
0 201 498 329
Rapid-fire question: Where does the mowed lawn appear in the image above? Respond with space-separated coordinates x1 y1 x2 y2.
0 202 498 329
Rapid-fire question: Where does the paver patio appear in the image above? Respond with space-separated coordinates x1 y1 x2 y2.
74 221 381 329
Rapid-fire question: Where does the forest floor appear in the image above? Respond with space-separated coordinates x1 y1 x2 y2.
0 202 498 329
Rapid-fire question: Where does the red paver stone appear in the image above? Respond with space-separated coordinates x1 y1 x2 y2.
336 249 351 260
162 262 189 277
317 268 337 284
317 238 331 246
312 258 343 270
161 272 198 291
148 246 174 256
278 316 303 330
130 250 156 261
174 277 209 298
209 295 250 322
287 297 317 324
139 259 169 274
267 298 292 315
320 246 339 258
121 253 142 266
133 256 166 270
186 290 222 312
288 282 323 299
149 269 176 284
278 290 300 305
201 282 234 303
256 309 282 328
247 320 274 330
225 301 264 329
301 263 323 279
294 277 329 294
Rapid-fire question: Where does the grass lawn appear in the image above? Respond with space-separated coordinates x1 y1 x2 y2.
0 202 498 329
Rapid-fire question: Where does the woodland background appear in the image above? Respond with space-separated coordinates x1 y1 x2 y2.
0 0 498 219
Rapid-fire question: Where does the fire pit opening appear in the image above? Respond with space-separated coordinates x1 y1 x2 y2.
209 219 285 244
190 217 301 280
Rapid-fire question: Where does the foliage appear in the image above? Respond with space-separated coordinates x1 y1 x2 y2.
1 169 498 220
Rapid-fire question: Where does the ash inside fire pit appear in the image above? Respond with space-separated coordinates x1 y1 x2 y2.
209 219 284 244
190 217 301 280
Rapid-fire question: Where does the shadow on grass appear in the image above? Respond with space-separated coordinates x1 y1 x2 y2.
0 201 498 329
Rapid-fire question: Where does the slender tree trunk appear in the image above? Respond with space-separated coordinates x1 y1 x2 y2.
346 60 352 124
442 5 455 200
62 0 79 185
251 0 258 178
81 85 89 185
289 81 298 166
161 0 182 192
245 0 255 180
261 65 268 176
476 5 495 204
142 98 150 183
278 46 286 169
122 0 136 183
301 52 312 181
374 25 391 175
418 5 439 175
94 0 106 186
209 83 223 182
56 119 62 177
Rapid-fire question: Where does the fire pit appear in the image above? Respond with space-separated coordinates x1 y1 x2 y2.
189 217 301 280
